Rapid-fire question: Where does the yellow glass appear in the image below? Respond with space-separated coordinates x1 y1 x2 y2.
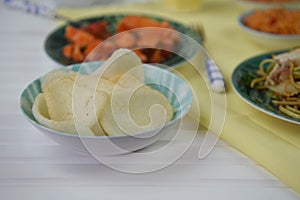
161 0 203 12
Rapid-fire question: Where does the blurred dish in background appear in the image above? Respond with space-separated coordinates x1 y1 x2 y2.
249 0 297 2
236 0 300 9
45 13 201 67
160 0 203 12
62 15 179 64
238 8 300 49
243 8 300 35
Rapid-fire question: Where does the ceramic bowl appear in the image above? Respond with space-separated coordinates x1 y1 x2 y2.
20 61 193 156
235 0 300 10
238 9 300 49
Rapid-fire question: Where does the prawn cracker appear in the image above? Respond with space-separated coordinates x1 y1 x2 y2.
100 85 173 136
41 69 77 90
43 76 74 121
72 83 108 136
92 48 144 83
32 93 77 134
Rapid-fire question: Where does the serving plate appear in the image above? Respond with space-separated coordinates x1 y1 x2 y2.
44 13 201 67
231 49 300 125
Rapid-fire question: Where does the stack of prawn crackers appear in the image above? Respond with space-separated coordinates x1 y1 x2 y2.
32 49 174 136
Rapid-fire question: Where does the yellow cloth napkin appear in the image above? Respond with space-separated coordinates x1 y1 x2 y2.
57 0 300 193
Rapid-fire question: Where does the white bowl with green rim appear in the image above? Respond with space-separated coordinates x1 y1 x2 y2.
20 61 193 156
238 9 300 49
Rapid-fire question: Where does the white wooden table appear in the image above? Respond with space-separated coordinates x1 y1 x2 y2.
0 2 299 200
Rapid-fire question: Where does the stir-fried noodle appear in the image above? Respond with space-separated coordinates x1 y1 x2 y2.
250 49 300 119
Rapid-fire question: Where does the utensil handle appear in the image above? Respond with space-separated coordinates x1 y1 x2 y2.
206 58 226 93
4 0 56 19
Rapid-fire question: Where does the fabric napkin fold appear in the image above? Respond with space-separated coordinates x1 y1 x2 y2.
57 0 300 193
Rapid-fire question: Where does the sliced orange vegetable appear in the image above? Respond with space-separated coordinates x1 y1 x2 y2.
133 49 148 62
150 49 163 63
63 16 179 64
65 25 95 47
117 16 171 33
64 26 78 41
83 39 102 57
72 44 84 62
114 32 136 48
82 21 111 39
62 44 74 59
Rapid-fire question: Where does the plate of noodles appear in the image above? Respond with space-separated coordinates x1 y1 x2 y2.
231 48 300 124
238 8 300 49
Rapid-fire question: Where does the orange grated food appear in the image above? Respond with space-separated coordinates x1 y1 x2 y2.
243 8 300 35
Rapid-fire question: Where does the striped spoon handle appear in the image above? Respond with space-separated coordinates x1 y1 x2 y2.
205 58 226 93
